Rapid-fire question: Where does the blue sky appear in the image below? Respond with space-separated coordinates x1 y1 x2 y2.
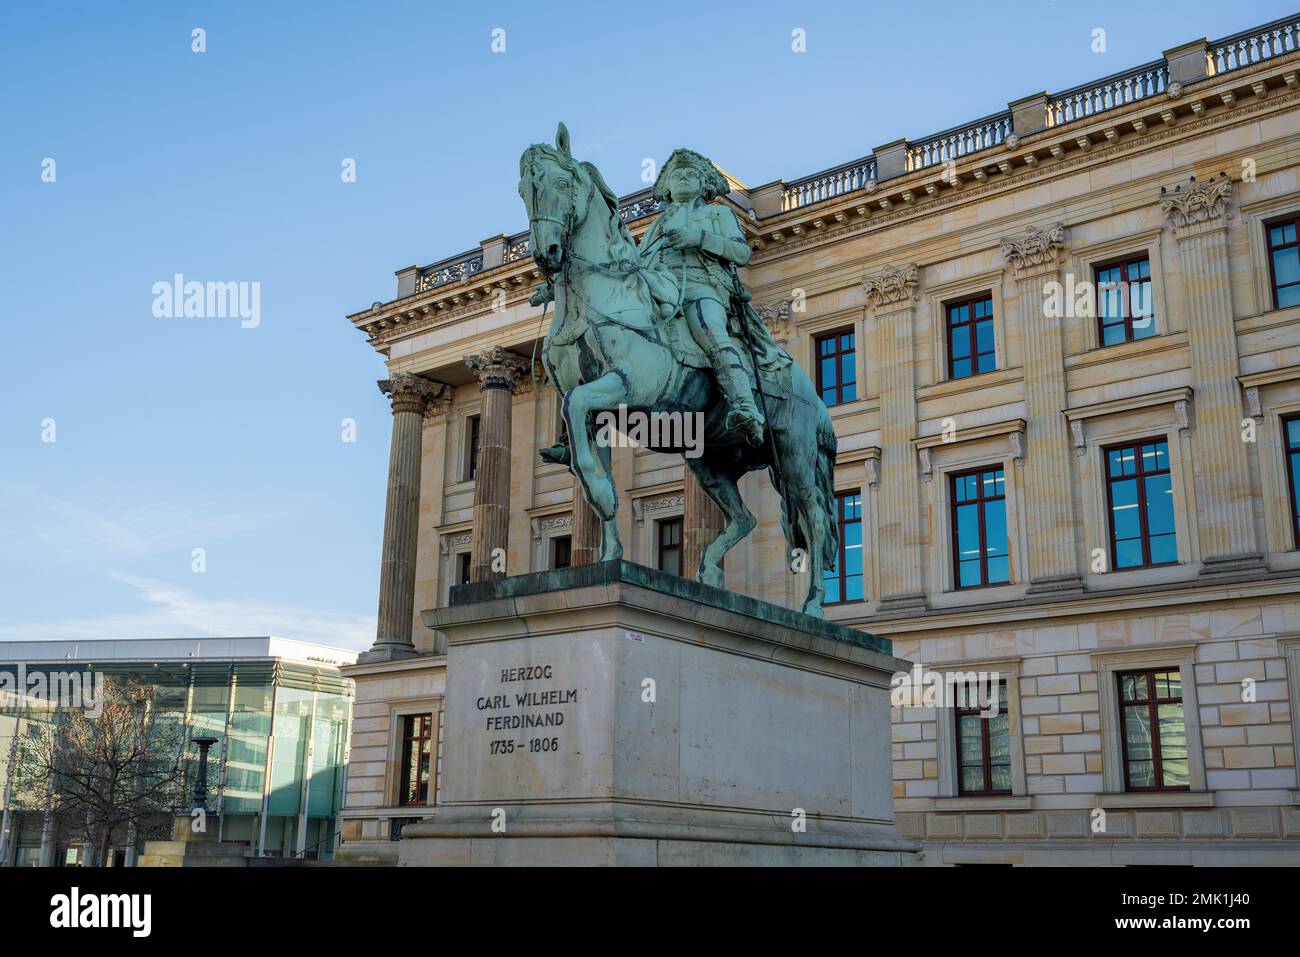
1 1 1291 650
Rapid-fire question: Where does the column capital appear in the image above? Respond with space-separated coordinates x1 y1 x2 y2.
1160 173 1232 237
1000 223 1067 278
862 263 919 312
755 298 793 339
378 372 449 416
465 346 531 392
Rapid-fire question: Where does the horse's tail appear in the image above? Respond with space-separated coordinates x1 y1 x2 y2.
815 407 839 568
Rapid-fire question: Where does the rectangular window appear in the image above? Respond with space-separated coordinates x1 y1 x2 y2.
950 467 1010 588
398 713 433 806
457 552 471 586
1286 416 1300 549
656 517 682 576
1105 439 1176 570
1117 670 1189 791
1095 255 1155 346
815 329 857 406
464 415 481 482
956 681 1010 795
1266 216 1300 309
823 490 864 604
551 534 572 570
946 294 995 379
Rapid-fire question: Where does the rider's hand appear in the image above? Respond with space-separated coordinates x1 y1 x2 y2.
664 228 702 250
529 284 554 307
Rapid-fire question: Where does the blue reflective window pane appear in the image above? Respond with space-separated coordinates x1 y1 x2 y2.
986 555 1010 584
1110 479 1141 541
958 559 983 588
983 500 1008 558
1280 284 1300 308
1102 322 1127 346
975 319 995 354
1275 248 1300 286
951 325 971 358
1115 538 1144 569
1149 533 1177 565
952 357 971 379
976 351 996 374
1287 420 1300 448
841 354 857 385
1144 474 1175 537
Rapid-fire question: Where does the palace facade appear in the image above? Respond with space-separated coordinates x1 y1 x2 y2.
339 16 1300 864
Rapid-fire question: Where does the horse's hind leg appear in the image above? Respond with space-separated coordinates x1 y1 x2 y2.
687 457 755 589
786 470 828 618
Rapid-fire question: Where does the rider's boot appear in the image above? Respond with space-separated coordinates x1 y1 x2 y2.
707 344 765 447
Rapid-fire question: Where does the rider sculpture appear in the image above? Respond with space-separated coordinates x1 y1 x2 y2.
519 123 841 616
637 149 787 448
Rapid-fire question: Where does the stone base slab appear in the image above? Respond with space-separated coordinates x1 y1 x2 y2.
405 561 920 866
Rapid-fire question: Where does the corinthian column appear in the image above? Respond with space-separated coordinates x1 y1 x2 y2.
683 467 724 580
1161 175 1262 574
864 264 926 611
465 346 530 581
1001 224 1081 594
570 489 601 566
363 372 448 662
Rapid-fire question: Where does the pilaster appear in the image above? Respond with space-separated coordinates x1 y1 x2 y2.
865 264 926 610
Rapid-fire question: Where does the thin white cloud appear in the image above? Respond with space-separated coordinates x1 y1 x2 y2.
0 482 285 566
0 573 373 652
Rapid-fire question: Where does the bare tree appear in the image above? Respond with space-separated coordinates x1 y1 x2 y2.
17 677 187 866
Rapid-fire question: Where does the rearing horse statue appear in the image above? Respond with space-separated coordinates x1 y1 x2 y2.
519 123 840 616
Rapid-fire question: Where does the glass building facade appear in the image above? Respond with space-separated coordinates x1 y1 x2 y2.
0 638 355 866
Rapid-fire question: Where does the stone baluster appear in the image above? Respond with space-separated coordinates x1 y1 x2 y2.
1000 224 1083 594
1161 176 1263 574
363 372 449 662
465 347 530 582
864 264 926 611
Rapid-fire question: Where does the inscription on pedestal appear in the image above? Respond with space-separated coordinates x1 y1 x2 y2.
478 664 580 758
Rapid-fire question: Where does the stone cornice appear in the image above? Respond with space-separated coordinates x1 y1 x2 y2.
1160 172 1233 235
350 55 1299 359
464 346 531 392
745 76 1298 269
377 372 449 416
999 223 1067 278
862 263 920 310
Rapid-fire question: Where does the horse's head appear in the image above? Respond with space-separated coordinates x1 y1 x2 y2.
518 122 594 275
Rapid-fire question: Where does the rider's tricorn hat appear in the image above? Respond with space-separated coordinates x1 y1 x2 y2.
652 148 731 203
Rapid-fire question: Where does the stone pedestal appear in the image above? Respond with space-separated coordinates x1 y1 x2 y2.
137 815 248 867
401 562 920 866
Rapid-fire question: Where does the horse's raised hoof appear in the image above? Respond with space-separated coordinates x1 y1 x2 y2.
539 443 571 466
